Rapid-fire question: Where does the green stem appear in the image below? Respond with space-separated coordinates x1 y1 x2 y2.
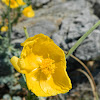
21 27 29 83
8 0 11 45
11 11 21 25
22 74 26 81
66 20 100 58
24 26 29 39
23 27 39 100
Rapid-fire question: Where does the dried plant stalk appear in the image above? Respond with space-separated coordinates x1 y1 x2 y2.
70 54 96 91
65 52 99 100
77 69 98 100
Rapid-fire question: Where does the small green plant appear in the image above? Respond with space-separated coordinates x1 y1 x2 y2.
0 0 35 74
0 37 20 75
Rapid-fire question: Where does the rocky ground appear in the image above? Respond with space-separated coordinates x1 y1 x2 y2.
0 0 100 100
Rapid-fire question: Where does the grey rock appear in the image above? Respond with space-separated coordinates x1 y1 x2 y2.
11 84 21 91
68 68 100 99
31 0 51 7
12 0 91 43
28 19 57 37
88 0 100 4
94 70 100 96
0 75 16 85
31 0 66 8
0 64 12 76
12 0 100 60
52 2 100 60
35 0 90 18
3 94 11 100
75 30 100 60
87 0 100 18
12 96 22 100
12 18 57 43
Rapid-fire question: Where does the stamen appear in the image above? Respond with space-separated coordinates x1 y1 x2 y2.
40 58 55 75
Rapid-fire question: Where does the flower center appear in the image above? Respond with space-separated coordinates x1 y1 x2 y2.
40 58 55 75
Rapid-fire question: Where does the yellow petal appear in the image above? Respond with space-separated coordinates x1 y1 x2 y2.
1 26 8 32
17 0 25 5
21 33 49 47
52 62 72 91
2 0 25 8
10 56 26 74
26 69 50 97
10 56 22 73
40 74 68 96
21 34 66 69
23 53 43 72
21 37 35 46
22 5 35 17
10 33 72 97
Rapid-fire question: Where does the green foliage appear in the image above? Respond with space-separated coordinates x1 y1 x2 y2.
18 76 27 89
0 0 36 99
26 91 39 100
0 37 20 76
23 0 32 5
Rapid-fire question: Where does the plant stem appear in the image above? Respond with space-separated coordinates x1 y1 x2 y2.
11 11 21 25
77 69 99 100
8 0 11 45
22 74 26 81
65 51 97 91
24 26 29 38
66 20 100 58
23 27 39 100
70 53 98 99
21 27 29 83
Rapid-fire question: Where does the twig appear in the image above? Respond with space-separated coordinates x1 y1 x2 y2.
65 51 99 100
70 54 96 91
77 69 99 100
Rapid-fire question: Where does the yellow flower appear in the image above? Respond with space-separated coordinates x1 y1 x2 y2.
0 21 1 25
2 0 25 8
1 26 8 32
22 5 35 17
10 34 72 97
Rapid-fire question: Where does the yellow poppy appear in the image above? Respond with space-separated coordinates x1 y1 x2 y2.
2 0 25 8
22 5 35 17
10 34 72 97
1 26 8 32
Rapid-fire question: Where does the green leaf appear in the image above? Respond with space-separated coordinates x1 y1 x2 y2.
18 76 27 89
0 36 3 39
26 91 39 100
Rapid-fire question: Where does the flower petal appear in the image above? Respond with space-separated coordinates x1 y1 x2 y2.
2 0 25 8
10 56 22 73
10 56 26 74
40 74 68 96
1 26 8 32
25 69 50 97
21 34 66 68
10 33 72 97
21 33 49 47
22 5 35 17
52 62 72 91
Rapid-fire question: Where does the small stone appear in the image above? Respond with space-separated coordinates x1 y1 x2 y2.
3 94 11 100
12 96 22 100
32 0 51 7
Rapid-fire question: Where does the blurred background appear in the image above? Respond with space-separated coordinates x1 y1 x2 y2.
0 0 100 100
